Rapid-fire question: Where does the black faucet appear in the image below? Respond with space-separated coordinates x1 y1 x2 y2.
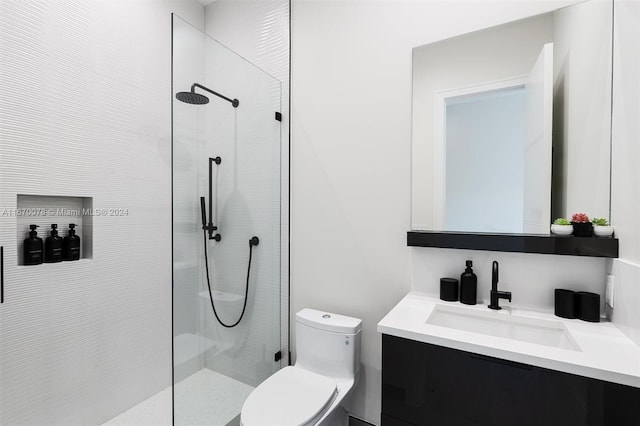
488 261 511 310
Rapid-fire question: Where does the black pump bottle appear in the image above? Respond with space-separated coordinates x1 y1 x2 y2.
63 223 81 261
44 224 63 263
460 260 477 305
24 224 43 265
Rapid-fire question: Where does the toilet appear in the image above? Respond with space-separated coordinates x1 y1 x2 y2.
241 309 362 426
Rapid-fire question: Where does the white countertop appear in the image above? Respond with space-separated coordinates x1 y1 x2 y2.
377 292 640 388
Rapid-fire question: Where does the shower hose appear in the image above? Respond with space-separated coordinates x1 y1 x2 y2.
202 232 258 328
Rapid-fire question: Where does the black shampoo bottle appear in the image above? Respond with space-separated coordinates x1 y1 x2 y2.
460 260 477 305
24 224 43 265
45 224 63 263
63 223 81 261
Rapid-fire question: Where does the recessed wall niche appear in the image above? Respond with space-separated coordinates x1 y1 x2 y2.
16 195 93 265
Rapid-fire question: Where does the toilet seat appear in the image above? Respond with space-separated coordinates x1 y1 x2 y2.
241 366 338 426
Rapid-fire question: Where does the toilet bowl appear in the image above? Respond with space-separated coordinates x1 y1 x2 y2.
241 309 362 426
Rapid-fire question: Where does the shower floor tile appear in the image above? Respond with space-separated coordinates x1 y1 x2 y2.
175 368 254 426
101 386 171 426
103 369 254 426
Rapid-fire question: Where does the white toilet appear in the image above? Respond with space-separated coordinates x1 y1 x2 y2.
240 309 362 426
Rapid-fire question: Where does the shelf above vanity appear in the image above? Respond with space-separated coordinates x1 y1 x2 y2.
407 231 619 258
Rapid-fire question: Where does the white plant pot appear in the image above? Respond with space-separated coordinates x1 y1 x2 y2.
593 225 614 237
551 224 573 236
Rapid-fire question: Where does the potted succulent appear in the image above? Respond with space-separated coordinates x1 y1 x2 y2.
551 218 573 236
571 213 593 237
592 217 614 237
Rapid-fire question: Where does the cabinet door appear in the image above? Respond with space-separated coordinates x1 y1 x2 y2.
535 366 591 425
383 334 494 425
600 381 640 425
383 335 544 425
470 353 540 426
382 335 640 426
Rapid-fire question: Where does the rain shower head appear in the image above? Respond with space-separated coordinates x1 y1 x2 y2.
175 83 239 108
176 91 209 105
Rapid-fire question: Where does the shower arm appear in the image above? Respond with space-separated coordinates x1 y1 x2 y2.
192 83 239 108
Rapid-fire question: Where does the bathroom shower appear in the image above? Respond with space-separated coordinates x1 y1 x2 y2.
173 18 282 424
176 82 239 107
176 82 258 329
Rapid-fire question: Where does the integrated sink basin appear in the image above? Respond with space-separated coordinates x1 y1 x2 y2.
427 304 580 351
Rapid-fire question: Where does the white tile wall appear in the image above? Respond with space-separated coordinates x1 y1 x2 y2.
198 40 283 386
204 0 291 368
0 1 205 424
411 248 607 311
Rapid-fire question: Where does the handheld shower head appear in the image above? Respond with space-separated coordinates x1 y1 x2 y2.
200 196 207 229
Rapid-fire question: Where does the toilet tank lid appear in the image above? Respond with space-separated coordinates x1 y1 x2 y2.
296 309 362 334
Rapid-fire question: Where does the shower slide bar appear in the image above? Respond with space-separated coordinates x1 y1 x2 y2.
201 156 222 241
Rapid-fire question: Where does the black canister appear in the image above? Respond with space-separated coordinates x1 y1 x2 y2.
554 289 577 319
577 291 600 322
440 278 459 302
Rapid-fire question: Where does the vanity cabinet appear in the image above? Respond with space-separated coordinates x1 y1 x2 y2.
382 334 640 426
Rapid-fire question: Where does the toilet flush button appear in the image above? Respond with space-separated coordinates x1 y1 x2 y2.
322 314 331 319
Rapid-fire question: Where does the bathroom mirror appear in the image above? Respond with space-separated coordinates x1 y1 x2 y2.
411 0 613 234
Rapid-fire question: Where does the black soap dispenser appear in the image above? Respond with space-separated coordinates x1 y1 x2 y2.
44 224 63 263
24 224 43 265
63 223 81 261
460 260 477 305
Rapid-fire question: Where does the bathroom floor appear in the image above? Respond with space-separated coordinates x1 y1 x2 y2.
103 369 254 426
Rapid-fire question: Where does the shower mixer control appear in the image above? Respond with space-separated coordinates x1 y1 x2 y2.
203 222 220 241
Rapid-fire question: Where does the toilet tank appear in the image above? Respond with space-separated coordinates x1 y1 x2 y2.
295 309 362 380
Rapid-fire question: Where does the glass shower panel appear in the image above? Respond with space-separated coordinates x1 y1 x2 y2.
172 15 281 426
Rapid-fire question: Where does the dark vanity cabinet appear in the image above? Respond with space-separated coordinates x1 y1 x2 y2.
382 334 640 426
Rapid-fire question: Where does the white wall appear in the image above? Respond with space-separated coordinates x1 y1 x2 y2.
0 1 204 424
609 0 640 346
204 0 291 366
291 1 580 424
411 249 606 312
